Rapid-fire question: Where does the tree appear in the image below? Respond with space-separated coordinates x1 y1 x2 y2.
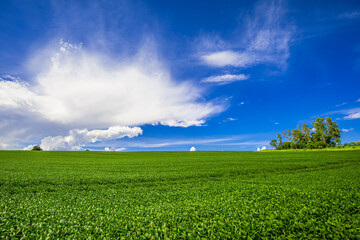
313 118 327 146
270 139 277 149
283 130 292 142
31 145 42 151
276 132 282 149
301 124 311 144
325 117 341 147
292 127 304 149
269 117 342 150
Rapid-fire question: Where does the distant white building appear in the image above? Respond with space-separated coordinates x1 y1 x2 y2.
190 146 196 151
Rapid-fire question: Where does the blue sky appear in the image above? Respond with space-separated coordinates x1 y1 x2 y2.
0 0 359 151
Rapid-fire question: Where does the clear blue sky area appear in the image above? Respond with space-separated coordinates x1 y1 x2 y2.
0 0 359 151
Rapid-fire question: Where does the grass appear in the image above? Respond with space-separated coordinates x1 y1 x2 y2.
0 150 359 239
263 145 360 152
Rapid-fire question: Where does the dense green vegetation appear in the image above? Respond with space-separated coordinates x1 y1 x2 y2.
31 145 42 151
1 150 359 239
270 117 341 150
344 141 360 148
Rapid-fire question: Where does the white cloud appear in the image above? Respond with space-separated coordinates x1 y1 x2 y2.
124 137 235 148
0 80 37 109
342 128 354 132
115 147 126 152
190 146 196 151
105 147 126 152
345 113 360 120
335 102 347 107
357 99 360 102
221 117 237 123
202 74 249 84
202 50 267 68
325 107 360 120
261 146 266 150
274 122 279 125
40 126 142 151
23 144 36 150
343 108 360 120
200 0 293 70
201 51 251 67
339 11 360 19
0 40 224 149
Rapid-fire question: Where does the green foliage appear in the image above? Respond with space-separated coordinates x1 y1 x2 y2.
270 117 342 150
31 145 42 151
344 141 360 147
0 151 359 238
269 139 277 148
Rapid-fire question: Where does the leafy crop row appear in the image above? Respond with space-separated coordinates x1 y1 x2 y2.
0 151 359 238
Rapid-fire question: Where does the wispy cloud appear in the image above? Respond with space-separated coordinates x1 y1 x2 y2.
344 112 360 120
335 102 347 107
221 117 237 124
202 74 249 84
117 137 270 149
200 0 294 70
326 107 360 120
219 141 269 146
338 11 360 19
123 137 236 148
342 128 354 132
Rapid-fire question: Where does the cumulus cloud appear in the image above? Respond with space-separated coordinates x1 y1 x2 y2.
28 41 222 127
202 74 249 84
41 126 141 151
23 145 36 150
190 146 196 151
0 80 37 109
200 0 293 70
0 40 224 149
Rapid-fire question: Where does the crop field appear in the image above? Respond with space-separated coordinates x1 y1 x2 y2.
0 151 360 239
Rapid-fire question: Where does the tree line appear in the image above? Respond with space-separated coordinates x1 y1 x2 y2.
270 117 341 150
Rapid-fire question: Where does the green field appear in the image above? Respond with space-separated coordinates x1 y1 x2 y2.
1 151 360 239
